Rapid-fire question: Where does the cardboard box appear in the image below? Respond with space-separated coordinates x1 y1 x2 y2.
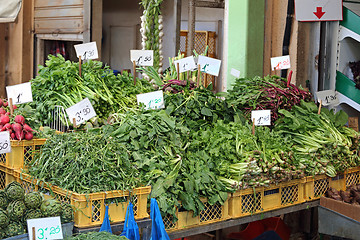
320 196 360 222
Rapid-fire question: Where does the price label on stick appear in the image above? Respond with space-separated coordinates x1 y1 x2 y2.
316 90 339 106
174 56 197 73
0 132 11 154
251 110 271 126
137 90 165 110
27 216 63 240
198 56 222 76
271 55 291 70
65 98 97 125
130 50 154 66
6 82 33 105
74 42 98 60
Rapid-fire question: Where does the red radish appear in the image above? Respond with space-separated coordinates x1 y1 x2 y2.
3 102 8 107
14 115 25 125
0 108 6 115
12 123 22 133
24 132 33 140
15 131 24 141
5 112 9 116
1 123 11 131
0 125 3 130
10 133 15 140
0 115 10 125
23 124 36 133
12 105 17 110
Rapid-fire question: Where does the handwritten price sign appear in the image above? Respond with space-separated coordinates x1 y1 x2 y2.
0 132 11 154
198 56 222 77
65 98 97 125
6 82 33 105
27 216 63 240
316 90 339 106
251 110 271 126
74 42 99 60
271 55 291 70
137 90 165 110
174 56 197 73
131 50 154 66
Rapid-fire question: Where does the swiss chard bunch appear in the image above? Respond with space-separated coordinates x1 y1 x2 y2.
226 75 312 124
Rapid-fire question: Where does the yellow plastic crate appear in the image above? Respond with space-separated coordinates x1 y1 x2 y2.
0 139 46 170
164 195 230 232
0 165 17 189
304 171 351 201
345 166 360 187
13 171 150 228
228 178 306 219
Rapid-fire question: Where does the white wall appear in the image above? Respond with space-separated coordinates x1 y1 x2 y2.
102 0 142 71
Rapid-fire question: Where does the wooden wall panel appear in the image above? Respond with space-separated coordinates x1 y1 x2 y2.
34 0 84 34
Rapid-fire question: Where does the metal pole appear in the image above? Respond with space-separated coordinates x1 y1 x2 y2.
187 0 196 57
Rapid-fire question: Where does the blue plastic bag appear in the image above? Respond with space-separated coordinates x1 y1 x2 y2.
150 198 170 240
120 202 140 240
99 205 112 234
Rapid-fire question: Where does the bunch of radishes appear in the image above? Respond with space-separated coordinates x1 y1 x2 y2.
0 100 36 141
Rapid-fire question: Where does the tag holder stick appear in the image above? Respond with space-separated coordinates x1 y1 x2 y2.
318 100 322 115
79 56 82 77
177 62 180 80
32 227 36 240
133 60 137 85
73 118 77 129
197 64 201 88
9 98 13 116
252 118 255 136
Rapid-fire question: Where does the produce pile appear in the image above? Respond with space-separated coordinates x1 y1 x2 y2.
326 185 360 205
25 70 360 222
30 55 154 127
65 232 128 240
0 182 73 239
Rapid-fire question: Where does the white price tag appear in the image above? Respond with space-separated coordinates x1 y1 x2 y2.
198 56 222 77
137 90 165 110
271 55 291 70
74 42 99 60
0 132 11 154
65 98 97 125
27 216 63 240
251 110 271 126
230 68 241 78
174 56 197 73
6 82 33 105
316 90 339 106
130 50 154 66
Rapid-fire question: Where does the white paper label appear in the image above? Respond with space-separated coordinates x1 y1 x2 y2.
198 56 222 77
230 68 241 78
6 82 33 105
174 56 197 73
271 55 291 71
137 90 165 110
74 42 99 60
316 90 339 106
130 50 154 66
0 132 11 154
294 0 343 22
251 110 271 126
27 216 63 240
65 98 97 125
